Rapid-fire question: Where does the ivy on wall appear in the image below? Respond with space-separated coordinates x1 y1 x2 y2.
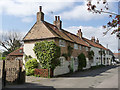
33 41 61 71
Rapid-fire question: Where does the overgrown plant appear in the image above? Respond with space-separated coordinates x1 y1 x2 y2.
87 50 94 60
25 58 39 76
78 53 87 70
33 41 61 76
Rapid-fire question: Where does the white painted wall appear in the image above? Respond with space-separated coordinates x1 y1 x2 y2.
90 46 101 66
83 58 91 69
54 57 69 76
24 43 36 58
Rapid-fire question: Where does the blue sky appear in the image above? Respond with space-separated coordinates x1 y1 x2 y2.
0 0 119 52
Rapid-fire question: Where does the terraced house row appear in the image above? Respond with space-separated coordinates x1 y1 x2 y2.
9 6 113 76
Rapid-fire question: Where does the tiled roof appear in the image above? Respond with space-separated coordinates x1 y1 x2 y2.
83 38 107 50
8 48 23 56
23 22 58 41
114 53 120 55
43 21 74 42
43 21 90 47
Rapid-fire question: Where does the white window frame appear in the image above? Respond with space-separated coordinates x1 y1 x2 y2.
74 44 78 49
74 57 78 66
86 47 88 51
59 40 66 47
59 57 64 66
79 45 82 50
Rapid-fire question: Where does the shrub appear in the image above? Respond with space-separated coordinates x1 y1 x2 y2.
25 58 39 76
33 41 61 76
78 53 86 70
87 50 94 60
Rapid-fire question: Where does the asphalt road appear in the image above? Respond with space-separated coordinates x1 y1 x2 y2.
3 65 120 89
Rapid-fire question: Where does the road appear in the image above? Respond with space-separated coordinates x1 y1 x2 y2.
4 65 119 89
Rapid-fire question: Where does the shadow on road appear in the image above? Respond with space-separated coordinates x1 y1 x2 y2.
59 65 119 78
2 82 56 90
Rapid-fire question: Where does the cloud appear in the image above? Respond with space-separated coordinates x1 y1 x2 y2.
65 26 118 52
0 0 74 16
60 1 115 21
21 17 34 23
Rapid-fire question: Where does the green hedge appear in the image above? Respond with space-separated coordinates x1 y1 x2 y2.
0 57 6 60
25 58 39 76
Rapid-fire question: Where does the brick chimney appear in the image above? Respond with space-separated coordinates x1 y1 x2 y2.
53 16 62 30
91 37 95 42
37 6 44 22
96 38 99 43
77 29 82 38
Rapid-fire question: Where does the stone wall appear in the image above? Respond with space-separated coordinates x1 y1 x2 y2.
5 60 20 83
0 60 25 88
0 61 3 90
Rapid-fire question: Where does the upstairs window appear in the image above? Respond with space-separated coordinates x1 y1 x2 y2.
59 40 65 47
74 44 78 49
86 47 88 51
19 49 23 53
79 45 82 50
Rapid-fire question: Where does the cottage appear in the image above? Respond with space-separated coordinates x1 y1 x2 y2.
23 6 91 76
83 37 113 66
23 6 113 76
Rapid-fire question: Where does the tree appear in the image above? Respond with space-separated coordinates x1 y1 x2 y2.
78 53 87 70
0 31 23 56
33 41 61 76
87 0 120 38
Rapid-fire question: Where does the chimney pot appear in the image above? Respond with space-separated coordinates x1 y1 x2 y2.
58 16 60 21
39 6 42 12
55 16 57 21
91 37 95 42
77 29 82 38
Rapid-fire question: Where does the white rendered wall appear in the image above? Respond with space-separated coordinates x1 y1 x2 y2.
54 57 70 76
90 46 101 66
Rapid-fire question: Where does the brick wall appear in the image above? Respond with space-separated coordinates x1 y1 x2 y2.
54 38 89 58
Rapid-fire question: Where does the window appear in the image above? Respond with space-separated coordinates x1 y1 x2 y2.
19 50 22 53
86 47 88 51
79 45 82 50
74 44 78 49
59 40 65 47
74 57 78 66
59 57 65 66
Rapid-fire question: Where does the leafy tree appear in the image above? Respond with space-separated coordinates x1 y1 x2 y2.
25 58 39 76
33 41 61 73
87 0 120 38
0 31 23 56
78 53 87 70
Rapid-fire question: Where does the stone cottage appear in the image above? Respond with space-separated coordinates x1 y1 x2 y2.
23 6 91 76
23 6 113 76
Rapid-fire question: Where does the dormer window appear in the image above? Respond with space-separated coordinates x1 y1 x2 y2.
59 40 65 47
19 49 22 53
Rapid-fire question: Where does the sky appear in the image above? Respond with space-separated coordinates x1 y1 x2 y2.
0 0 120 53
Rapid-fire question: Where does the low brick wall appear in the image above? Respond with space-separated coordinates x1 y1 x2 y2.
34 69 49 78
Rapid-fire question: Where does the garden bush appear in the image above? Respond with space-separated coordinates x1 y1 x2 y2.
33 41 61 77
78 53 87 70
25 58 39 76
